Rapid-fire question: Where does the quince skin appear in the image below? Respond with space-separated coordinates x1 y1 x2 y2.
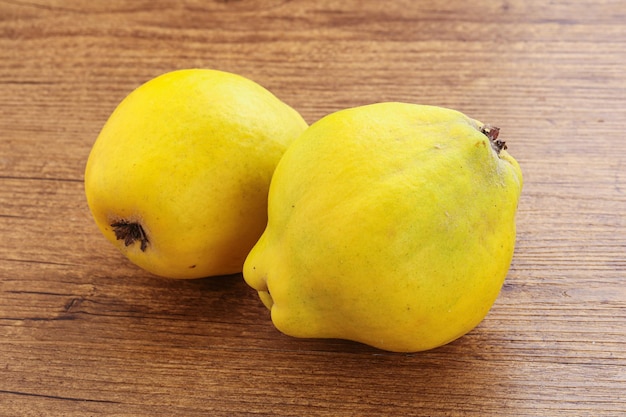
85 69 307 278
244 103 522 352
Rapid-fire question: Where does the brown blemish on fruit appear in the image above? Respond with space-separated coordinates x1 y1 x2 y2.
111 221 149 251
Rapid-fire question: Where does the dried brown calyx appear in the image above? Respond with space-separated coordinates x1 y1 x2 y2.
111 220 149 252
480 124 507 154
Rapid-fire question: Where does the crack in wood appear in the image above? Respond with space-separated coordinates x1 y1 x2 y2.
0 389 121 404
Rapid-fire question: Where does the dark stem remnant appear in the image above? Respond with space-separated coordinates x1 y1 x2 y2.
111 221 149 252
481 124 507 153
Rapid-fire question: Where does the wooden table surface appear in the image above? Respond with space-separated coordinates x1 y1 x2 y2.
1 1 625 416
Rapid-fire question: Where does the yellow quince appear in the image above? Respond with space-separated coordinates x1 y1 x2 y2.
243 102 522 352
85 69 307 278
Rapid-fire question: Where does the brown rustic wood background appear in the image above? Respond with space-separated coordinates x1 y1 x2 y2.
1 1 625 416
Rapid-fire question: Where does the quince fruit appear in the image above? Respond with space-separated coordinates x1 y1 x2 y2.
243 103 522 352
85 69 307 278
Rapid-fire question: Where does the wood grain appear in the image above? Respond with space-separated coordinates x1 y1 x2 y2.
1 0 625 415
